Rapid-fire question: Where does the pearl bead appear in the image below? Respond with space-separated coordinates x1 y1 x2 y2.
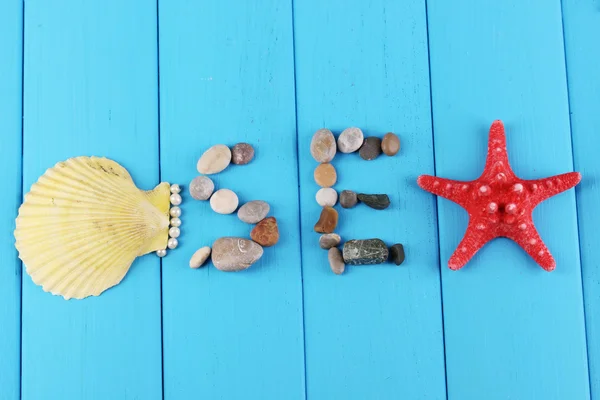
167 238 178 249
169 227 180 238
156 249 167 257
170 217 181 227
170 206 181 217
170 193 182 206
170 184 181 194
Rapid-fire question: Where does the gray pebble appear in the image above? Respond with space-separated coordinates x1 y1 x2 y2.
357 193 390 210
359 137 382 161
237 200 270 224
231 143 255 165
343 239 389 265
189 176 215 200
319 233 341 249
310 128 336 163
211 237 263 272
337 127 364 153
390 244 405 266
328 247 345 275
339 190 358 209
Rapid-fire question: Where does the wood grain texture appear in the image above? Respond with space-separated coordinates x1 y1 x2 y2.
0 1 22 399
158 0 305 398
294 0 447 398
22 1 162 398
427 0 589 398
562 0 600 395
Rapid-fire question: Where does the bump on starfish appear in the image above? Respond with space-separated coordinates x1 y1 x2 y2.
418 120 581 271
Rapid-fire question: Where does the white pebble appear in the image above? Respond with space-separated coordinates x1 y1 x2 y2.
210 189 239 214
197 144 232 174
169 227 180 238
189 246 211 269
316 188 338 207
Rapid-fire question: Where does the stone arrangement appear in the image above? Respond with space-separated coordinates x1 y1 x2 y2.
188 143 280 272
310 127 406 274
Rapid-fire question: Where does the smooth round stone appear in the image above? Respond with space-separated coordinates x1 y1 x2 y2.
381 132 400 156
189 246 211 269
197 144 232 174
343 239 388 265
210 189 239 214
357 193 390 210
359 137 382 161
314 206 338 234
231 143 254 165
389 243 405 266
339 190 358 209
319 233 341 249
314 163 337 187
315 188 338 207
250 217 279 247
237 200 270 224
310 128 336 163
211 237 264 272
337 127 364 153
189 176 215 200
328 247 345 275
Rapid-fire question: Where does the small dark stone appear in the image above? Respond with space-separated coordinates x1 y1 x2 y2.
231 143 255 165
389 244 405 265
359 137 382 161
339 190 358 209
343 239 389 265
357 193 390 210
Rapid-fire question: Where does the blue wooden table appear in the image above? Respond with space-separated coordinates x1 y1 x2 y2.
1 0 598 399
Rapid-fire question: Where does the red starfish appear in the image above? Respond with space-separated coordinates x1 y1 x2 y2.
418 120 581 271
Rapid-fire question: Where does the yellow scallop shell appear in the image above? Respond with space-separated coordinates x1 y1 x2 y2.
14 157 170 300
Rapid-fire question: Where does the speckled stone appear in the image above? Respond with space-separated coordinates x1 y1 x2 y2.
237 200 270 224
337 127 364 153
310 128 336 163
381 133 400 156
314 206 338 233
389 243 405 266
210 189 239 214
189 246 211 269
197 144 232 174
231 143 255 165
328 247 345 275
211 237 263 272
359 137 382 161
189 176 215 200
250 217 279 247
339 190 358 209
357 193 390 210
343 239 389 265
319 233 341 249
315 188 338 207
314 163 337 187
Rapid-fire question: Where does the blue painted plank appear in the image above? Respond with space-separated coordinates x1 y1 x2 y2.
294 1 446 398
562 0 600 395
427 1 588 399
0 1 22 399
158 0 305 398
22 1 162 398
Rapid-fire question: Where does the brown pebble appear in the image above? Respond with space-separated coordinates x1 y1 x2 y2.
359 137 382 160
314 163 337 187
328 247 345 275
250 217 279 247
381 133 400 156
314 206 338 233
339 190 358 208
231 143 255 165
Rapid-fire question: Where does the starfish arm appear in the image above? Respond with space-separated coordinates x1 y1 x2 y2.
447 220 493 270
525 172 582 205
510 224 556 271
481 120 517 181
417 175 471 207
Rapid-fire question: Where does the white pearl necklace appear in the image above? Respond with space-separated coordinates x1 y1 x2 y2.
157 183 182 257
